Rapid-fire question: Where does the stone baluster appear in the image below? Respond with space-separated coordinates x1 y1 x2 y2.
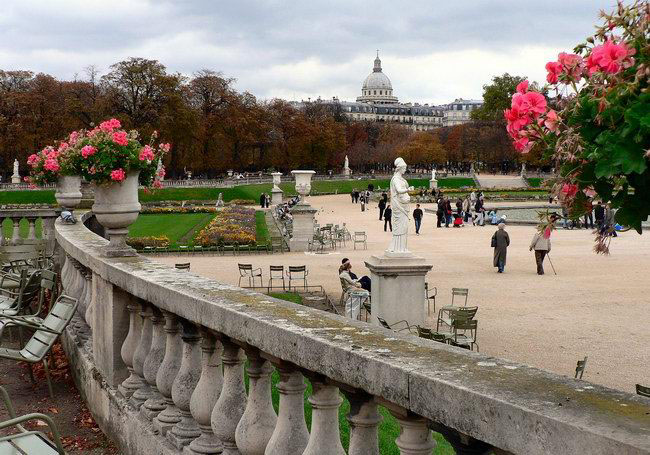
0 217 5 245
60 255 73 295
41 215 56 257
73 263 88 320
211 338 246 455
186 329 223 455
235 348 277 455
118 301 145 398
391 412 436 455
26 217 37 240
302 378 346 455
345 391 382 455
10 217 21 244
130 303 154 408
82 270 93 330
265 363 309 455
141 307 167 421
153 311 183 435
168 320 202 449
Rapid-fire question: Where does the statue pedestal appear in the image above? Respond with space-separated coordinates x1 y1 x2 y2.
271 187 283 206
289 203 317 252
11 174 20 184
364 254 433 329
343 168 351 178
429 179 438 190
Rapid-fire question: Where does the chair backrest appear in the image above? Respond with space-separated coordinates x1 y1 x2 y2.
425 282 437 298
417 326 432 339
452 306 478 321
354 232 366 241
288 266 306 276
377 317 391 330
175 263 191 271
636 384 650 397
575 356 588 379
451 288 469 306
21 295 78 362
431 332 448 343
20 269 43 303
269 265 284 277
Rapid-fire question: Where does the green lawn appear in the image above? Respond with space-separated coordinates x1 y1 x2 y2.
0 190 56 205
255 211 270 244
269 292 303 305
127 213 215 247
527 177 545 188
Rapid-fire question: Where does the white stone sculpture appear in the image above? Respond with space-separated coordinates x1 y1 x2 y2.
431 169 436 181
387 157 413 255
271 172 282 190
343 155 351 176
11 159 20 184
215 193 224 208
156 159 164 181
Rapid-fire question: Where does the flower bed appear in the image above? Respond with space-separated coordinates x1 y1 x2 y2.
141 206 218 214
126 235 170 250
195 206 257 246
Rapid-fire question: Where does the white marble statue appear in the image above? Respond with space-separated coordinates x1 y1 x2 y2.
13 159 19 175
387 157 414 254
156 158 164 181
216 193 224 208
431 169 436 181
11 159 20 183
344 155 349 169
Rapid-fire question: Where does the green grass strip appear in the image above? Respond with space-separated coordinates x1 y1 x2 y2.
255 211 270 244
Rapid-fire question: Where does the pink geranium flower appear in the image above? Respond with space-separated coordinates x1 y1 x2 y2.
44 159 60 172
99 118 122 132
544 110 559 133
81 145 97 158
516 80 529 94
561 183 578 198
522 92 547 117
545 61 562 84
159 143 171 153
139 145 154 161
110 169 126 181
112 131 128 146
69 131 79 145
27 154 39 166
587 40 634 75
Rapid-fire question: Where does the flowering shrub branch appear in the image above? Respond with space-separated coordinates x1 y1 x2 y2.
504 1 649 253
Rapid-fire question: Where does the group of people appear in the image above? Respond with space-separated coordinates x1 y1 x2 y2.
259 193 271 208
351 188 373 212
435 191 486 228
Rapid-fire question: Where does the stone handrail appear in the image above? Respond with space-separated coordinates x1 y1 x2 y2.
55 215 650 455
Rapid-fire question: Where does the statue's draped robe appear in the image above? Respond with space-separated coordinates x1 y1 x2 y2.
388 173 410 253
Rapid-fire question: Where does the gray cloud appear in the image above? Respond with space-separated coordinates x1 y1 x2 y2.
0 0 622 104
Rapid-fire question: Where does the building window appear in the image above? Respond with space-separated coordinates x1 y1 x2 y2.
374 90 376 95
380 90 383 95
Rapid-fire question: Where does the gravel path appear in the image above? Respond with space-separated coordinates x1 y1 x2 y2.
156 194 650 393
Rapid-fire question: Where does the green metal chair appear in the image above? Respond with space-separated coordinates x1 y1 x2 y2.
0 294 78 398
436 305 478 333
636 384 650 398
0 269 43 317
0 270 58 330
449 318 479 352
0 386 65 454
575 357 588 379
378 317 416 333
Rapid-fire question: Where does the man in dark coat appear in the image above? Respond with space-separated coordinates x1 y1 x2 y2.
492 223 510 273
260 193 266 208
384 205 392 232
413 204 423 235
378 197 387 220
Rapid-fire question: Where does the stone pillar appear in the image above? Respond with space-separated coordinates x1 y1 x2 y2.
345 392 382 455
302 379 346 455
429 178 438 190
288 204 317 252
0 217 5 245
211 338 246 455
141 307 167 421
42 215 57 259
118 300 145 398
92 274 130 387
10 217 21 244
153 311 183 435
235 348 277 455
168 320 202 449
83 271 93 330
186 329 223 455
391 413 436 455
271 187 283 206
131 304 154 408
26 217 37 240
265 364 309 455
364 255 433 329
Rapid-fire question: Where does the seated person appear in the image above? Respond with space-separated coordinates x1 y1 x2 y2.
452 213 464 228
488 210 499 225
339 258 371 293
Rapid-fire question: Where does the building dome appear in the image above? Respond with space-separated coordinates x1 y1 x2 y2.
357 52 398 105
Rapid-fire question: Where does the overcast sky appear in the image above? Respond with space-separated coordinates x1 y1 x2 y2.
0 1 620 105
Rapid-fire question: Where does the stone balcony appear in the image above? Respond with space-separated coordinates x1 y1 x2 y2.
54 212 650 454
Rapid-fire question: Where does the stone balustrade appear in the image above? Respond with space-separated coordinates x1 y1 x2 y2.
0 208 59 251
55 214 650 455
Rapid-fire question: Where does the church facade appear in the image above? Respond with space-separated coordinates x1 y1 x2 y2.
301 53 482 131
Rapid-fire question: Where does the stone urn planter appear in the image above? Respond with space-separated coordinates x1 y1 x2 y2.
55 175 83 211
92 171 141 257
291 170 315 204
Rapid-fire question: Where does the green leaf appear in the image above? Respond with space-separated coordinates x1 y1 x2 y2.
611 142 647 175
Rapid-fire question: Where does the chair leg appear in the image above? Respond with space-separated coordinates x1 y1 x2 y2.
42 358 54 398
27 362 35 385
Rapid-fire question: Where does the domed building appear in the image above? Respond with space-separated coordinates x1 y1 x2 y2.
356 53 398 104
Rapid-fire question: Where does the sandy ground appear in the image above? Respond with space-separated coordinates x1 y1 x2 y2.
155 194 650 393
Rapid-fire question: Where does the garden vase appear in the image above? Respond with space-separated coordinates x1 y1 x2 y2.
55 175 83 210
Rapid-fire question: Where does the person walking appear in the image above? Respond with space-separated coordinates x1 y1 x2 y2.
413 204 423 235
265 193 271 208
444 199 452 228
259 193 266 208
475 198 485 226
436 197 444 228
529 230 551 275
463 195 471 222
360 195 366 212
378 197 386 220
491 223 510 273
384 204 392 232
594 201 605 229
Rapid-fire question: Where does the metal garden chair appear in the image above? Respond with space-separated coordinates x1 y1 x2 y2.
425 282 437 315
436 305 477 333
377 317 416 333
287 266 309 290
268 266 286 291
238 264 263 287
0 269 43 317
175 263 191 271
353 231 367 250
0 294 78 398
0 386 65 454
575 356 588 379
449 318 479 352
636 384 650 398
451 287 469 306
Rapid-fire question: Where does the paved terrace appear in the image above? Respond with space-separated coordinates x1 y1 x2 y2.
55 213 650 454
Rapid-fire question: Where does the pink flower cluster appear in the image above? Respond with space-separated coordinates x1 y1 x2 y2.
112 131 128 146
586 40 634 75
546 52 584 84
81 145 96 158
99 118 122 132
110 169 126 181
139 145 154 162
503 80 556 153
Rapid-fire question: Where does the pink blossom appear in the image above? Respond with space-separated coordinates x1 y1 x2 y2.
112 131 129 146
88 127 100 137
110 169 126 181
583 187 597 198
99 118 122 132
561 183 578 198
81 145 97 158
516 80 529 94
513 136 530 152
58 142 69 153
139 145 154 161
159 143 171 153
545 61 562 84
47 150 59 160
544 109 559 132
157 166 166 178
587 40 634 75
27 154 39 166
522 92 547 117
69 131 79 145
153 180 163 189
44 159 60 172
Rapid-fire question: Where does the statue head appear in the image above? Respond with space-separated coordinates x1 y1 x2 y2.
394 157 407 175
